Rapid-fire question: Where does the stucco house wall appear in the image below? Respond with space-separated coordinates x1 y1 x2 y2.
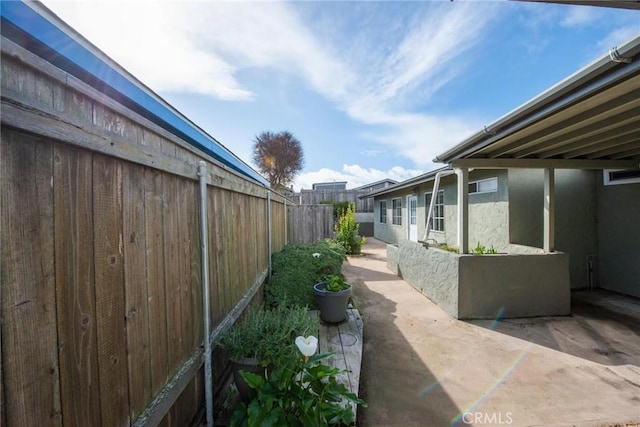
509 169 599 289
596 174 640 298
375 168 604 290
374 169 510 249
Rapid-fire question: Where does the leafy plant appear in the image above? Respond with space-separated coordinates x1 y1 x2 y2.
325 274 350 292
472 242 497 255
265 240 346 309
334 204 365 255
230 352 366 427
217 304 319 367
332 201 352 221
438 244 459 253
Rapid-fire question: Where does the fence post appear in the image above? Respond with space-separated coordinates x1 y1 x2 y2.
267 190 272 276
197 161 214 427
284 198 288 245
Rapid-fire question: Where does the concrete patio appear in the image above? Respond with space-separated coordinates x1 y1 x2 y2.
344 238 640 427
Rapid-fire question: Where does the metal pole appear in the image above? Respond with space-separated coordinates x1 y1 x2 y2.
284 198 287 245
267 190 272 276
197 161 213 427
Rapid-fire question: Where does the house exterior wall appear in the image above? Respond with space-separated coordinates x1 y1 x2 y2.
597 174 640 298
377 168 600 290
509 169 599 289
374 169 509 251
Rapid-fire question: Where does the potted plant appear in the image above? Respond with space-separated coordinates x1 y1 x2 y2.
217 304 318 402
313 274 352 323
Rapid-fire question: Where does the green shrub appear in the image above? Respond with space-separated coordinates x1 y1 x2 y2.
266 240 346 309
334 204 365 255
332 201 352 220
217 304 319 367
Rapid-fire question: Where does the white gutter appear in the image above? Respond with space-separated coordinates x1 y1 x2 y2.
421 169 456 243
197 161 214 427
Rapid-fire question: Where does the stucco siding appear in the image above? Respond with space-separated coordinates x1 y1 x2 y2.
387 241 571 319
597 175 640 298
458 253 571 319
508 169 544 248
508 169 598 289
555 170 598 289
387 242 459 317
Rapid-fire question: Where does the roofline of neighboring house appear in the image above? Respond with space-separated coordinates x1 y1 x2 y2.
353 178 398 191
0 1 268 186
434 34 640 164
362 166 452 199
311 181 348 186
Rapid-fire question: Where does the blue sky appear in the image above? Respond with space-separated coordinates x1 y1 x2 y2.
42 1 639 190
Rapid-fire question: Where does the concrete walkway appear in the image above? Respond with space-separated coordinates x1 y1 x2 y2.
344 238 640 427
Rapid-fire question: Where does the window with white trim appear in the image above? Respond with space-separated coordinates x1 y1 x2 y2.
425 190 444 232
468 177 498 194
603 169 640 186
379 200 387 223
392 198 402 225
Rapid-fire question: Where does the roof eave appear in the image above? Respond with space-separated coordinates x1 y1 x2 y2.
434 34 640 165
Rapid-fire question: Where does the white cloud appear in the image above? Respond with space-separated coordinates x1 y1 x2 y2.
561 7 597 28
596 26 640 54
43 1 496 168
294 164 423 192
44 1 254 100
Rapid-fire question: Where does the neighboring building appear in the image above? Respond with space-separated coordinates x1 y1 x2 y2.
298 179 397 236
370 35 640 319
312 181 347 191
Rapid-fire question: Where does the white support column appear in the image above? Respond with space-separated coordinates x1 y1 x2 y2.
544 168 555 253
456 168 469 254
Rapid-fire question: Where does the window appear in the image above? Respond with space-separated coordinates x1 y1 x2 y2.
603 169 640 186
392 198 402 225
469 177 498 194
379 200 387 224
425 190 444 232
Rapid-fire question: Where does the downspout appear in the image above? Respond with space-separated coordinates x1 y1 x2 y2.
197 161 213 427
267 190 272 276
422 170 455 244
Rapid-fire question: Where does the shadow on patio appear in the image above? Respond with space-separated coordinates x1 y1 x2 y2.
468 290 640 368
346 238 640 427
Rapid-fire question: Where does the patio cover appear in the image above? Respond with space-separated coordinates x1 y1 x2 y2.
434 35 640 171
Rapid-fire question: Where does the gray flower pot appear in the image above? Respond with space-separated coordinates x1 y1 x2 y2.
313 281 352 323
232 358 267 403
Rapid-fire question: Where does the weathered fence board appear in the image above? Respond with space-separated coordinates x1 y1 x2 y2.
54 143 102 426
144 168 170 399
287 204 335 244
93 154 130 427
1 133 61 426
123 162 153 421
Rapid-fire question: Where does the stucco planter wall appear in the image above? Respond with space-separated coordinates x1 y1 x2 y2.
387 240 570 319
388 242 459 318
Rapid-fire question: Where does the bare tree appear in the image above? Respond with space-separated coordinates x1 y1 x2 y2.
252 131 304 190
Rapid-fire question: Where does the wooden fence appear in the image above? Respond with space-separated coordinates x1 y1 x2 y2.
298 189 374 212
287 205 335 244
1 37 288 427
